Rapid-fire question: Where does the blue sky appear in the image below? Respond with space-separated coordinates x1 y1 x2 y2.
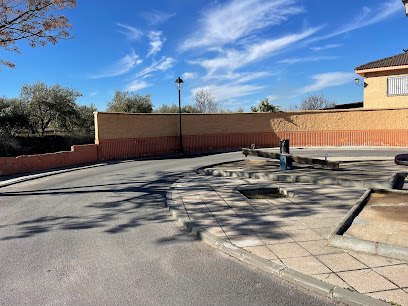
0 0 407 111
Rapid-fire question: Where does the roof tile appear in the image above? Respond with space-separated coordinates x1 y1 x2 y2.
355 52 408 71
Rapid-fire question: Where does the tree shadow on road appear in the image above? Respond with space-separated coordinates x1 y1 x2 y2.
0 171 199 244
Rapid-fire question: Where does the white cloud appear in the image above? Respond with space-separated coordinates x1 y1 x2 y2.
277 56 337 65
310 44 343 51
206 71 271 83
117 23 143 40
125 80 151 91
311 0 400 42
299 72 355 93
181 0 304 50
90 49 141 78
266 95 279 101
192 83 265 101
133 56 176 78
195 27 319 75
146 31 166 57
89 91 98 96
182 72 198 80
141 10 176 26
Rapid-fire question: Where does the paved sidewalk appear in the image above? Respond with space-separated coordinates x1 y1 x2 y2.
170 173 408 305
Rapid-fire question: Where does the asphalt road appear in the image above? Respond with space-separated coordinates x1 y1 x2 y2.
0 152 340 306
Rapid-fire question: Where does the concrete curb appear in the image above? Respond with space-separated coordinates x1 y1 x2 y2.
166 178 387 306
0 162 108 188
195 167 407 190
328 189 408 261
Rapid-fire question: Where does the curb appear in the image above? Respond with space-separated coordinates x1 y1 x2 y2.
328 189 408 261
195 168 407 190
0 162 108 188
166 178 388 306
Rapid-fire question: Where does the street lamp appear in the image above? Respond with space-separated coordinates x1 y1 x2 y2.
355 78 367 87
403 0 408 16
175 76 184 153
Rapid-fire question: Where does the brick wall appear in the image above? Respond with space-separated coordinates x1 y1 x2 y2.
0 144 98 176
93 109 408 160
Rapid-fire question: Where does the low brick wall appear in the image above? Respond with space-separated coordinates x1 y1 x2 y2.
0 144 98 176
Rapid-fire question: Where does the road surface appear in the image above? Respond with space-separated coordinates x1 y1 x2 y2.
0 149 389 305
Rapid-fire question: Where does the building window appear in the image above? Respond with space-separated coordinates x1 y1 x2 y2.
387 75 408 96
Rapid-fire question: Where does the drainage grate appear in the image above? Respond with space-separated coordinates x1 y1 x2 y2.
238 187 286 199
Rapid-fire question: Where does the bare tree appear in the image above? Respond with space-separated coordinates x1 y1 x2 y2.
193 89 220 113
292 93 336 110
0 0 77 70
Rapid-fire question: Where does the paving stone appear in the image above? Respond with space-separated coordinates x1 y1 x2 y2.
244 245 278 260
337 269 398 293
283 228 323 242
259 230 295 244
299 240 343 256
282 256 331 275
313 273 351 289
348 251 404 268
373 264 408 288
318 253 368 272
267 242 311 259
310 227 334 239
368 289 408 306
229 236 265 247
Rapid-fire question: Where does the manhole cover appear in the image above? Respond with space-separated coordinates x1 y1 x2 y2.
238 187 286 199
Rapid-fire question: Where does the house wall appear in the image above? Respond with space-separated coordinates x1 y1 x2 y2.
364 69 408 109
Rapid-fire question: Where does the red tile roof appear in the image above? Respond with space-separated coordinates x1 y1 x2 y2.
354 52 408 71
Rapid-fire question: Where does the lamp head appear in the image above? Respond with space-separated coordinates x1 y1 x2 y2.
403 0 408 16
175 76 184 90
355 78 360 85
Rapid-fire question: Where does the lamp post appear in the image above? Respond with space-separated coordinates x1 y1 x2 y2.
355 78 366 88
403 0 408 16
175 76 184 153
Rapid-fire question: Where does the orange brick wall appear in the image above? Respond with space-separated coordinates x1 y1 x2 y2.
0 144 98 176
94 110 408 160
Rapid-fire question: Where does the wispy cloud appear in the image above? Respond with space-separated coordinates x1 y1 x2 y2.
117 23 143 40
192 83 265 101
90 49 141 78
146 31 166 57
194 27 319 75
181 0 304 51
206 71 271 83
182 72 198 80
278 56 337 65
141 10 176 26
310 44 343 51
266 95 279 101
125 80 151 91
312 0 400 42
133 56 175 78
89 91 98 96
299 72 355 93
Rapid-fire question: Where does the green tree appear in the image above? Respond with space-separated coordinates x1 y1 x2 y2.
75 103 97 135
0 97 29 135
154 103 199 113
107 91 153 113
20 82 82 136
250 98 280 113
